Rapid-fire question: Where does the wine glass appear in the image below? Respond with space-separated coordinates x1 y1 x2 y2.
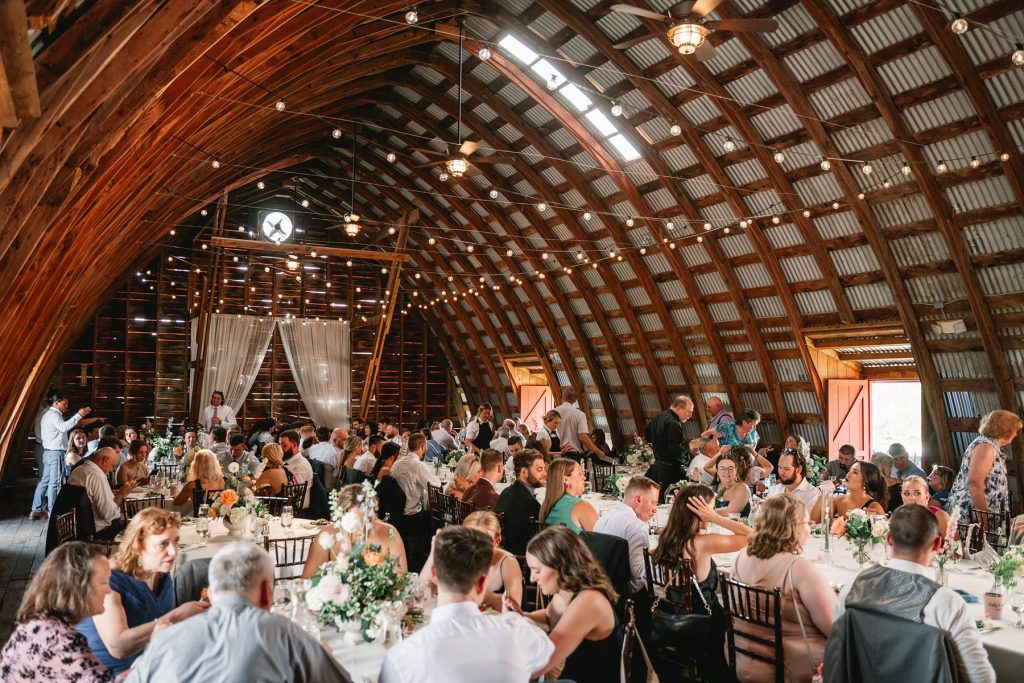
281 505 294 535
273 583 290 615
1009 586 1024 629
196 515 210 546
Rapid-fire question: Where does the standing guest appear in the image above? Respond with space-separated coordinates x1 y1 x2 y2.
539 458 597 533
731 494 835 683
644 395 694 502
172 449 225 516
445 453 482 500
946 409 1020 520
463 403 495 454
200 390 236 431
67 447 137 539
655 484 750 678
489 426 511 456
539 409 566 456
115 440 151 486
463 449 503 511
383 527 550 683
354 434 385 475
125 542 350 683
828 444 857 480
928 465 955 510
32 390 100 519
899 476 952 539
207 426 230 464
78 509 207 674
430 419 459 451
510 526 619 683
116 425 138 467
811 461 887 522
888 443 926 480
766 449 821 510
254 443 288 495
704 396 734 432
31 398 49 497
495 449 547 555
831 505 995 683
65 428 89 473
593 476 660 597
554 387 605 462
0 542 116 682
302 484 407 578
702 409 761 452
390 433 442 517
218 434 259 478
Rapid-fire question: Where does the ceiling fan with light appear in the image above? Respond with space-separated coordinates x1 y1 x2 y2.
609 0 778 61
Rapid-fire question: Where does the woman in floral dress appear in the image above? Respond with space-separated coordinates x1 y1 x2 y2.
947 409 1022 521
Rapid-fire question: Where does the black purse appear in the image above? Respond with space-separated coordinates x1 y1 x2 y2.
650 570 715 649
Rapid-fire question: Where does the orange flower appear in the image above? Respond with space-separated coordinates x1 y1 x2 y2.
219 489 239 507
173 446 182 456
363 550 383 567
830 516 847 538
208 507 218 519
241 475 251 482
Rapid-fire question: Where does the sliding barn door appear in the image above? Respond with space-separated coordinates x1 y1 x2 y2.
827 380 870 460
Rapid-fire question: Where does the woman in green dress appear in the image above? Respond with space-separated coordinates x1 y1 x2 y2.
539 458 597 534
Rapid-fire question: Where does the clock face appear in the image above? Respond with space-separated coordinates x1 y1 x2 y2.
261 211 293 243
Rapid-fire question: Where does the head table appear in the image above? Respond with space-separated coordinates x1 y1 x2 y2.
128 485 1020 681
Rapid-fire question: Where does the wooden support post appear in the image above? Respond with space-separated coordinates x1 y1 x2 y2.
189 194 227 424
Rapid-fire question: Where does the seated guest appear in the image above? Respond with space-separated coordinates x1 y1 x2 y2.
899 476 952 539
219 434 259 478
510 526 619 683
207 426 230 464
88 425 117 456
655 484 751 678
78 509 207 674
686 436 717 485
176 429 199 478
593 476 660 598
811 461 887 522
489 426 511 456
707 448 752 517
332 434 366 487
254 443 289 495
871 451 897 484
307 427 342 471
382 527 551 683
766 449 821 510
115 439 151 486
731 494 835 683
370 441 400 481
418 512 523 612
65 428 88 472
116 426 138 467
539 458 597 533
0 542 116 682
125 542 350 682
463 449 503 511
889 443 926 480
495 449 547 555
928 465 955 510
67 447 137 539
503 435 525 478
245 418 276 452
355 434 385 475
589 429 616 464
445 453 482 500
828 444 857 481
831 505 995 682
390 433 442 517
422 428 447 463
429 418 459 451
525 434 551 462
254 430 312 508
302 484 407 578
172 449 225 515
703 443 773 487
297 425 317 457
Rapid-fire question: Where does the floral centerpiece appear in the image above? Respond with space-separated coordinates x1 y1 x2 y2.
988 545 1024 591
621 432 653 467
804 453 829 486
933 508 961 584
143 422 182 462
306 481 411 640
831 508 888 566
445 450 466 469
223 461 254 493
207 487 266 535
605 474 633 499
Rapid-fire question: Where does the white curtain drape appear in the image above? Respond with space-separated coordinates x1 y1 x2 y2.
190 314 276 413
276 317 351 429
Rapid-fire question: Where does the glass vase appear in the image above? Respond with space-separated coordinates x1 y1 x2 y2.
852 539 871 567
935 561 949 586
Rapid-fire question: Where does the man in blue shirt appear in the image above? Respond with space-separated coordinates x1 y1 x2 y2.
889 443 926 480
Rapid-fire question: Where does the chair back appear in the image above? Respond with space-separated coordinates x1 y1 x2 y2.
341 467 368 486
54 510 78 548
257 496 289 516
264 534 317 581
621 598 637 682
441 494 472 526
592 462 617 494
969 507 1010 552
515 554 548 612
122 494 165 521
282 482 308 513
151 462 181 482
720 573 785 683
642 549 693 611
428 484 445 530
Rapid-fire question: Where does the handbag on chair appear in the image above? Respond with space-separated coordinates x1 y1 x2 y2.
649 570 714 649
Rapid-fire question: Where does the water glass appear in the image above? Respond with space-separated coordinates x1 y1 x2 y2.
281 506 294 534
196 515 210 546
273 583 290 615
1010 587 1024 629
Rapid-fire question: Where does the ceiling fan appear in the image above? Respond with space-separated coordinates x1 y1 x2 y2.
609 1 778 62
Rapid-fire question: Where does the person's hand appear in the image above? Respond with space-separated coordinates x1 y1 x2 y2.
211 416 221 425
168 600 210 623
78 406 92 417
685 494 719 523
559 444 573 453
502 593 522 614
121 480 138 494
758 446 773 457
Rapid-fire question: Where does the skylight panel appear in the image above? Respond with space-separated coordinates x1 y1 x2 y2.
559 83 591 112
499 35 538 64
529 59 567 90
585 109 617 136
608 134 641 161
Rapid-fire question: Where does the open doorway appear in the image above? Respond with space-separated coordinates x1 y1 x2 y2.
870 381 923 464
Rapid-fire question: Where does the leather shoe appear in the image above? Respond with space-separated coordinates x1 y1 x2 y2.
29 512 48 520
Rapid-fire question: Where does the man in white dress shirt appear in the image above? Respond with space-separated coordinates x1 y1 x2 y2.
390 433 441 516
31 390 102 518
765 450 821 510
554 386 604 461
381 526 553 683
489 426 511 456
200 390 237 431
307 427 344 470
67 447 137 538
254 430 312 509
430 419 459 451
353 434 384 475
833 505 995 682
593 476 660 596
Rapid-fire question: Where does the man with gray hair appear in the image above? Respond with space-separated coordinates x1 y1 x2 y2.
126 543 351 682
888 442 926 480
431 418 458 451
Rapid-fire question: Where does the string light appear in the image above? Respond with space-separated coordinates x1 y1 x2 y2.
901 162 912 176
582 212 591 221
200 209 208 216
386 152 397 163
610 102 623 117
666 221 674 230
625 218 634 227
669 123 682 136
1000 152 1011 161
489 189 499 199
404 9 418 24
773 150 785 163
969 157 980 169
861 163 873 175
723 137 736 153
332 128 342 139
937 160 949 173
211 159 220 169
537 202 547 212
479 47 491 61
300 199 309 207
820 158 831 171
703 222 711 230
257 181 265 189
275 99 286 111
1014 46 1024 67
950 15 969 35
439 171 449 181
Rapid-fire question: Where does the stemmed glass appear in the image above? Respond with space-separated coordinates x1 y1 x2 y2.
273 583 290 616
1009 585 1024 629
281 505 294 535
196 515 210 546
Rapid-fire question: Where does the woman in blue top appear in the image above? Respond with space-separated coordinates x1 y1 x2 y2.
77 508 207 674
540 458 598 533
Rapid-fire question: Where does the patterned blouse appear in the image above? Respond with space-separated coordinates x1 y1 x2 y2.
946 435 1009 520
0 618 113 682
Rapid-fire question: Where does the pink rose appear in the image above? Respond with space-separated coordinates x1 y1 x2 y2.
318 574 341 596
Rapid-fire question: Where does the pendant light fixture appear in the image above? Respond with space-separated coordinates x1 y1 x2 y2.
446 24 470 179
344 127 361 238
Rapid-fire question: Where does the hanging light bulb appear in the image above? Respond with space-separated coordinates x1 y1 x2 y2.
547 75 558 91
388 226 397 235
969 156 980 169
883 180 892 188
300 199 310 208
670 123 682 136
862 163 873 175
257 181 265 189
489 189 499 199
466 245 474 253
771 215 780 224
332 128 342 139
901 162 912 176
820 158 831 171
1000 152 1011 161
666 221 674 230
625 218 634 227
479 47 491 61
950 15 969 35
200 209 208 216
275 99 286 111
386 152 397 163
936 159 949 173
802 209 811 218
697 235 703 243
537 202 547 212
405 8 418 25
773 150 785 163
541 252 549 260
583 212 592 221
610 102 623 117
1013 45 1024 67
857 192 865 200
832 201 840 210
739 220 748 228
506 249 513 256
439 171 449 181
211 159 221 169
723 228 730 234
428 237 436 245
703 221 711 230
723 137 736 153
577 252 585 260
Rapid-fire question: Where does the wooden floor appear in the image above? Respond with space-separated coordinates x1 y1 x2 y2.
0 477 47 642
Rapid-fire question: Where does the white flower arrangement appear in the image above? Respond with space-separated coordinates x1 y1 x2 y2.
870 518 889 538
227 461 240 474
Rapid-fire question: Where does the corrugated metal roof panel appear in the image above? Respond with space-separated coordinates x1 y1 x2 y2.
678 95 720 127
643 252 673 273
831 245 880 275
625 286 652 307
846 282 895 309
792 423 827 448
934 351 993 378
983 69 1024 109
701 35 751 75
624 38 673 71
724 158 769 186
723 68 779 103
637 312 661 331
749 296 786 319
978 263 1024 296
962 217 1024 255
946 175 1015 212
924 129 995 177
764 224 804 250
724 343 751 354
736 263 774 288
731 361 762 384
717 234 755 258
794 289 838 315
849 2 920 52
779 255 823 282
871 193 932 227
694 363 722 384
774 358 810 382
682 174 720 199
792 172 845 207
785 39 847 83
832 118 894 156
903 90 977 134
739 390 771 412
889 232 951 268
807 78 872 119
749 103 804 140
671 307 701 328
708 301 740 323
766 341 798 351
580 321 600 338
784 391 820 414
661 364 686 386
694 271 728 295
660 143 701 171
877 46 954 96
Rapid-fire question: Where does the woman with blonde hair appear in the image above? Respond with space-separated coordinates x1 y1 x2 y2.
540 458 597 533
540 409 567 455
171 448 225 515
254 442 288 495
445 452 482 500
1 542 115 681
65 428 88 471
731 494 835 683
900 475 952 539
332 434 365 486
418 511 523 611
76 509 207 674
947 409 1021 520
301 483 407 578
507 526 619 683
